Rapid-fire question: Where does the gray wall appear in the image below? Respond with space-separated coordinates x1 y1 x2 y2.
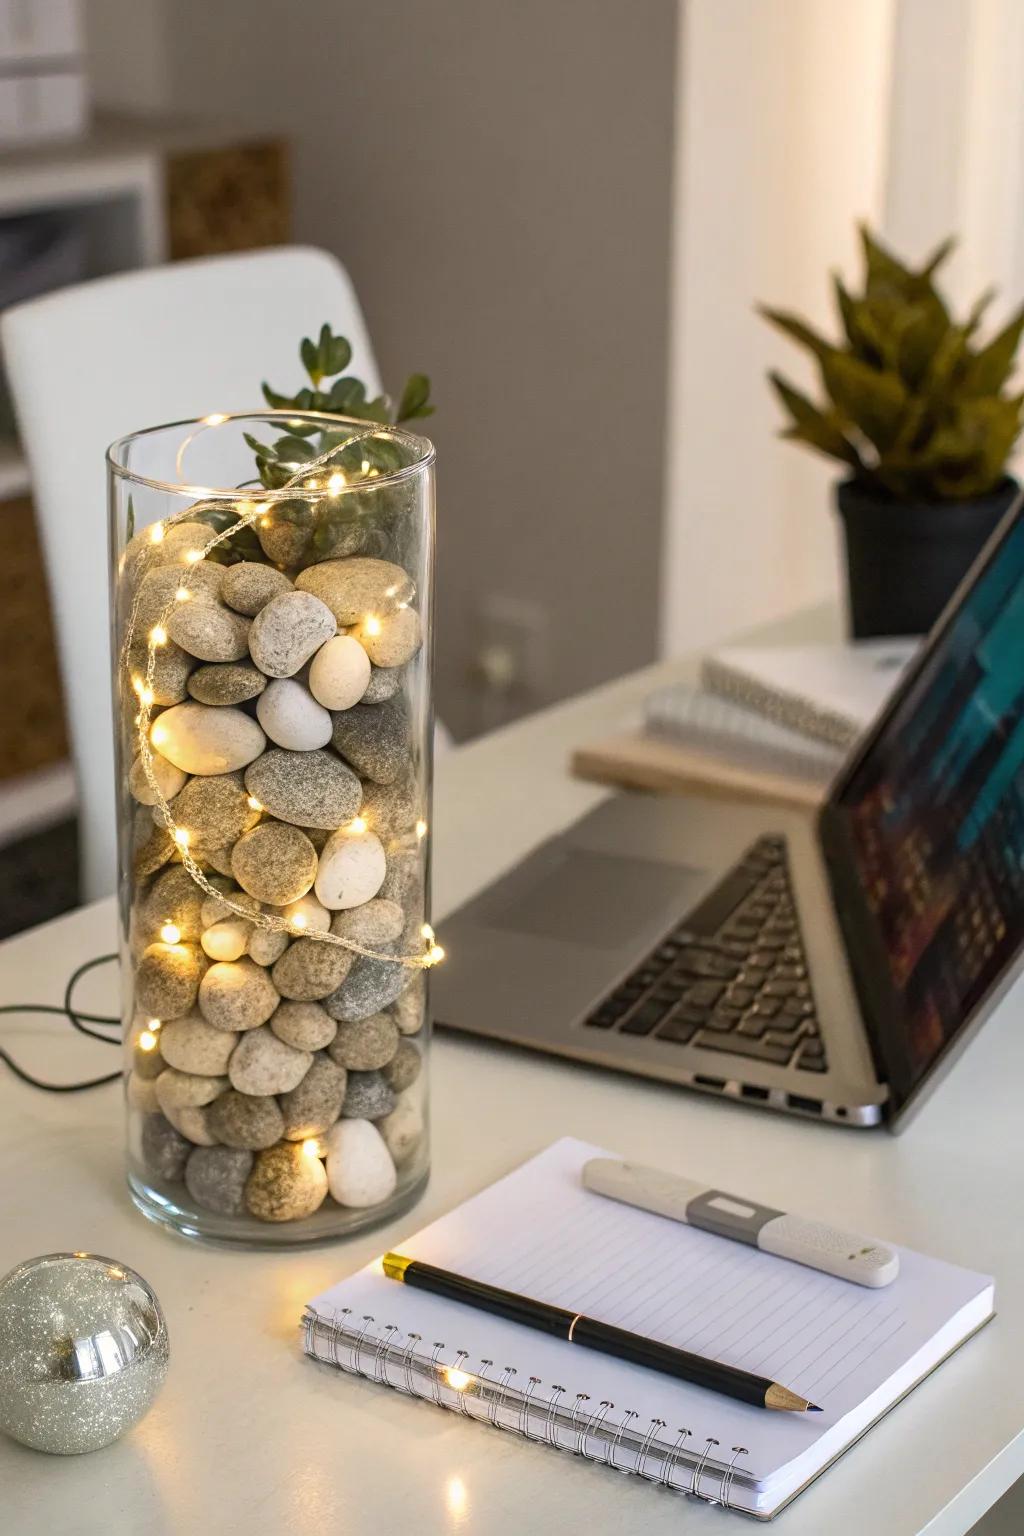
95 0 677 738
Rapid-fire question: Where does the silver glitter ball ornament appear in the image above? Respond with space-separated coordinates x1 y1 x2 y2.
0 1252 168 1454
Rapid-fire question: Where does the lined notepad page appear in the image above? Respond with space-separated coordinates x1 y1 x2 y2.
311 1138 993 1490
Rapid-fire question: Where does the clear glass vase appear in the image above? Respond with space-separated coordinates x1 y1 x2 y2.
108 412 436 1246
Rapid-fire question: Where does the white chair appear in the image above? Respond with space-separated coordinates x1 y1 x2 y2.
2 247 382 900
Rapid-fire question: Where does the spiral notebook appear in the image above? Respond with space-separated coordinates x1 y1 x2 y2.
303 1139 993 1519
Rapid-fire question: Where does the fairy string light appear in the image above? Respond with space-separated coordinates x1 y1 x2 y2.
126 419 442 972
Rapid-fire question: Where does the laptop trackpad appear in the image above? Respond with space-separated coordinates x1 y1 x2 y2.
487 848 704 948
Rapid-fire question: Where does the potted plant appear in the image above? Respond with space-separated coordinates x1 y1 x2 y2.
760 227 1024 636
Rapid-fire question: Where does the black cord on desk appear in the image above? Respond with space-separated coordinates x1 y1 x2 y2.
0 953 121 1092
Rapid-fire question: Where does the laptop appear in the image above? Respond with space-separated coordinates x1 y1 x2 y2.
433 495 1024 1130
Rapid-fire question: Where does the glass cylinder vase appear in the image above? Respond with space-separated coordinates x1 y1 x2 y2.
108 412 436 1245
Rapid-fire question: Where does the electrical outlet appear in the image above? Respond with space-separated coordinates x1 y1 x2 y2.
472 594 549 703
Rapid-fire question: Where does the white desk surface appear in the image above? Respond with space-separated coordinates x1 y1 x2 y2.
2 607 1023 1536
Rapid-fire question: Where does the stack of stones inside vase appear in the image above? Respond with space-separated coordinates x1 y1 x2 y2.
121 498 431 1230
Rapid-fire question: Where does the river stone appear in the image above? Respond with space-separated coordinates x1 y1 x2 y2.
331 700 407 785
134 559 225 639
136 941 205 1019
245 1141 329 1222
163 1102 218 1147
201 888 260 926
129 750 188 806
188 660 267 706
168 771 260 851
222 561 293 616
199 957 280 1032
138 864 206 943
207 1090 284 1150
383 1039 421 1092
356 606 421 669
326 1119 397 1207
300 825 331 852
150 701 265 776
127 1072 160 1114
359 778 418 839
142 641 196 707
280 892 331 933
126 1017 165 1079
168 598 251 662
308 634 371 710
141 1113 190 1180
244 748 361 830
361 664 403 703
256 678 333 751
391 973 426 1035
340 1069 395 1120
327 1012 399 1072
159 1013 237 1075
201 916 253 962
185 1146 253 1215
378 1090 425 1166
155 1067 227 1111
295 557 414 627
271 936 353 1001
200 844 237 878
123 519 213 587
279 1053 347 1141
231 822 318 905
133 807 175 879
325 955 410 1022
314 824 387 910
247 926 290 965
331 899 405 949
228 1025 312 1096
248 590 336 677
379 847 423 906
271 1000 337 1051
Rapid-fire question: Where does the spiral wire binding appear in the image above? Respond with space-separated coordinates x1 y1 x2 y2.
302 1307 754 1510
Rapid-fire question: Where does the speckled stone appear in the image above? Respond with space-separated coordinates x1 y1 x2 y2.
324 955 410 1022
150 702 266 776
188 660 267 706
271 936 354 1001
378 1090 425 1166
279 1053 347 1140
231 822 318 905
340 1069 395 1120
382 1039 421 1092
132 808 175 879
244 748 361 830
199 957 280 1032
245 1141 329 1222
167 598 251 663
185 1146 254 1214
129 750 188 806
154 1067 227 1111
201 916 253 962
247 927 290 966
199 844 237 878
255 511 315 567
163 1102 218 1146
159 1013 237 1075
325 1119 397 1207
327 1012 399 1071
330 700 408 785
355 606 421 669
167 771 260 851
271 1000 337 1051
138 864 205 943
228 1025 312 1095
135 942 205 1020
248 590 336 678
127 1071 161 1114
379 847 423 907
123 518 213 587
222 561 293 616
390 973 426 1036
330 899 405 949
140 1113 191 1180
295 557 414 627
134 558 225 637
200 889 260 926
361 664 403 703
141 642 196 707
206 1090 284 1150
360 778 418 839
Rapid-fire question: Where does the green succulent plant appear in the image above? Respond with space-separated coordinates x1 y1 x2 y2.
760 226 1024 501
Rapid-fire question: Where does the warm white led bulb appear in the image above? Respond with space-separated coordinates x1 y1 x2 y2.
160 922 181 945
150 625 167 646
173 828 190 848
148 522 165 545
362 615 382 638
328 471 346 494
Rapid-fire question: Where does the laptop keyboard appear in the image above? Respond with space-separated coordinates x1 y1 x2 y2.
584 835 828 1074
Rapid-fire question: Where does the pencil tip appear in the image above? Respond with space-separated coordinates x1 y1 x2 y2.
808 1403 823 1412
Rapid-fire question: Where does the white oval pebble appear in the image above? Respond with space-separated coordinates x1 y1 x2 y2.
325 1118 397 1207
201 916 253 962
256 678 333 750
314 824 387 910
280 893 331 934
378 1089 425 1166
129 751 188 806
150 702 265 776
308 634 371 711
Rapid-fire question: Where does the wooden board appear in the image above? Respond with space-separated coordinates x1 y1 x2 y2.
570 730 829 810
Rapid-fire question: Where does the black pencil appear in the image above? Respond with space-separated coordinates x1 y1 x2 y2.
382 1253 821 1412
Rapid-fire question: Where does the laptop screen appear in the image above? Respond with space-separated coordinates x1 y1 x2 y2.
829 505 1024 1107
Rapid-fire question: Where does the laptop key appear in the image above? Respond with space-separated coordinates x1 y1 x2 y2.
619 998 674 1036
674 949 741 980
695 1031 793 1066
682 980 726 1008
655 1014 699 1045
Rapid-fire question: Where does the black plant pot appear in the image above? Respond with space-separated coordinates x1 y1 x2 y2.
836 475 1019 638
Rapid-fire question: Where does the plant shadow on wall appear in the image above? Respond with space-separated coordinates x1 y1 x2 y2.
761 227 1024 637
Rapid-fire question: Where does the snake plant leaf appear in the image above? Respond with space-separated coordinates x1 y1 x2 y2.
768 373 863 468
820 353 907 452
919 235 956 282
961 303 1024 396
758 305 834 364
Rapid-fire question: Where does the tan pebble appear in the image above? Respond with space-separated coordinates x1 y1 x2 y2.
245 1141 328 1221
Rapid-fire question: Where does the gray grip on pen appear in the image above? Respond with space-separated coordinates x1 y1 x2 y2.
686 1190 784 1245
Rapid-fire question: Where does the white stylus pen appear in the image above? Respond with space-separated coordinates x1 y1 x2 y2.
582 1158 900 1288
